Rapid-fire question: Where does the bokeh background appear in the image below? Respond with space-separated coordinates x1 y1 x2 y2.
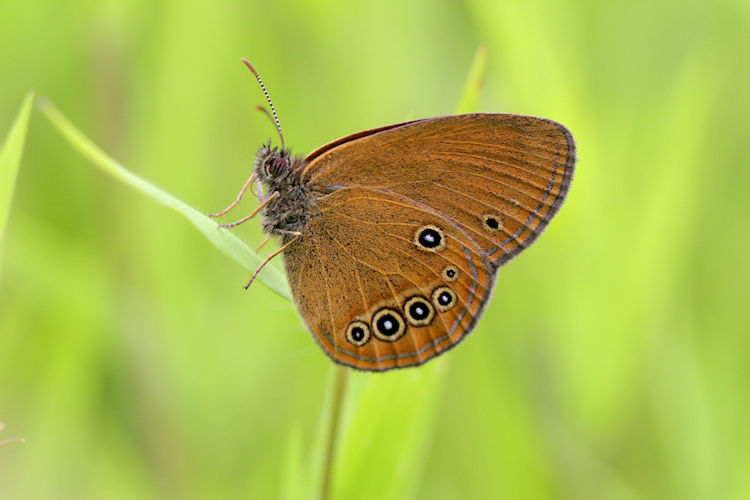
2 0 749 499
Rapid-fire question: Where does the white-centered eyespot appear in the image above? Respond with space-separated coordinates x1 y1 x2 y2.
371 308 406 342
345 321 371 347
414 225 446 252
432 286 458 312
403 296 435 327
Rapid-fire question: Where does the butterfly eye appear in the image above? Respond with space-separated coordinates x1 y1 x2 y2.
403 296 435 327
345 321 371 347
267 156 290 177
371 308 406 342
432 286 458 312
414 225 446 252
442 265 460 282
481 214 503 233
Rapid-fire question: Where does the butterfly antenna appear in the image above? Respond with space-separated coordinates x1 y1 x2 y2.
242 58 285 150
255 105 277 132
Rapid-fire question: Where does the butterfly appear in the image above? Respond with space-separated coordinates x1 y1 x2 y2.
210 59 576 371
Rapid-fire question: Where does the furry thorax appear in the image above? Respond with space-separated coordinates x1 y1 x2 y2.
254 141 313 242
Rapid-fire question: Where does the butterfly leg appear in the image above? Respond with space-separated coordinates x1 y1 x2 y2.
251 178 265 198
254 235 271 252
253 227 299 254
244 234 300 289
273 229 302 236
208 173 257 217
219 191 279 228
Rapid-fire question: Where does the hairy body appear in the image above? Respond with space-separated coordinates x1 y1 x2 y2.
254 142 312 242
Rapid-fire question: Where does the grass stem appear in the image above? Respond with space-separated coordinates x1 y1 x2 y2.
319 366 348 500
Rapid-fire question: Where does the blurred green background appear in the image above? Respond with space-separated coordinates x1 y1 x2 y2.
2 0 749 499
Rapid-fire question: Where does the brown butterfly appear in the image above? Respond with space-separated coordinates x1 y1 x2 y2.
210 59 576 371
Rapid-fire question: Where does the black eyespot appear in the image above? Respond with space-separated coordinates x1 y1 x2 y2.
372 308 406 342
345 321 371 347
442 265 459 282
414 225 446 252
403 296 435 327
482 214 503 233
432 286 458 312
410 303 428 319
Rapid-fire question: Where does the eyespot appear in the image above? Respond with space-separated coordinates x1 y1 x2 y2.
432 286 458 312
345 321 371 347
442 265 459 282
403 296 435 327
371 308 406 342
482 214 503 233
414 225 446 252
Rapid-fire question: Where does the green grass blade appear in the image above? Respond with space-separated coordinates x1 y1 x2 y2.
0 91 34 272
37 98 291 300
454 43 487 114
279 426 312 500
331 363 446 500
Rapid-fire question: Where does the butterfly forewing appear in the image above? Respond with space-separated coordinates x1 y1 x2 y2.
281 113 575 370
302 114 574 267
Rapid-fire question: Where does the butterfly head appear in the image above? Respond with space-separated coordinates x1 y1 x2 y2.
254 140 293 182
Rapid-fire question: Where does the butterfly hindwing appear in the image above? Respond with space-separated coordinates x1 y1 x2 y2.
284 188 495 370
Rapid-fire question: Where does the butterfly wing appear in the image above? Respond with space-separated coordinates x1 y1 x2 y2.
285 114 575 370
